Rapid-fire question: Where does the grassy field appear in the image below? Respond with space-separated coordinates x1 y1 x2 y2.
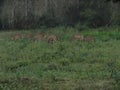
0 27 120 90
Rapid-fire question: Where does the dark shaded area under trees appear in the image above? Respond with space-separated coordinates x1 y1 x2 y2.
0 0 120 29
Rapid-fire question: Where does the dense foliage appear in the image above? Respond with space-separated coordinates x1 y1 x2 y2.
0 0 120 29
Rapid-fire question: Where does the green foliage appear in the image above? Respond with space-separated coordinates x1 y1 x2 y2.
75 23 89 31
0 0 120 29
107 60 120 89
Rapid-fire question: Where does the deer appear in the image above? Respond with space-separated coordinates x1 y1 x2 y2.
25 34 34 39
83 37 94 42
11 33 23 41
35 32 45 41
47 35 58 44
71 34 84 42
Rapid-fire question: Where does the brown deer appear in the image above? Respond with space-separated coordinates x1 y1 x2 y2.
71 34 84 42
83 37 94 42
35 32 45 41
11 33 23 41
47 35 58 44
25 34 34 39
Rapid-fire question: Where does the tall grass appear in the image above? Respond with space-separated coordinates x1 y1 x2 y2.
0 26 120 90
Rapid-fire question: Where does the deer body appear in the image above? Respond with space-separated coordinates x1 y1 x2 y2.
35 32 45 41
11 34 23 41
26 34 34 39
47 35 58 44
83 37 94 42
71 34 84 42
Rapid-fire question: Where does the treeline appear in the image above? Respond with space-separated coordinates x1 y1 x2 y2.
0 0 120 29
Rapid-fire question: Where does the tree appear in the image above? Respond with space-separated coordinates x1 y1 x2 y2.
105 0 120 3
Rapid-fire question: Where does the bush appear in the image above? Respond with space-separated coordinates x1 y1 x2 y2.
75 23 89 31
107 60 120 89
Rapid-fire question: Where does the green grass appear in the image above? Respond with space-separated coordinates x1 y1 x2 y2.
0 26 120 90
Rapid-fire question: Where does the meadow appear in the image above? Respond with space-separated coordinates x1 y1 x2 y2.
0 26 120 90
